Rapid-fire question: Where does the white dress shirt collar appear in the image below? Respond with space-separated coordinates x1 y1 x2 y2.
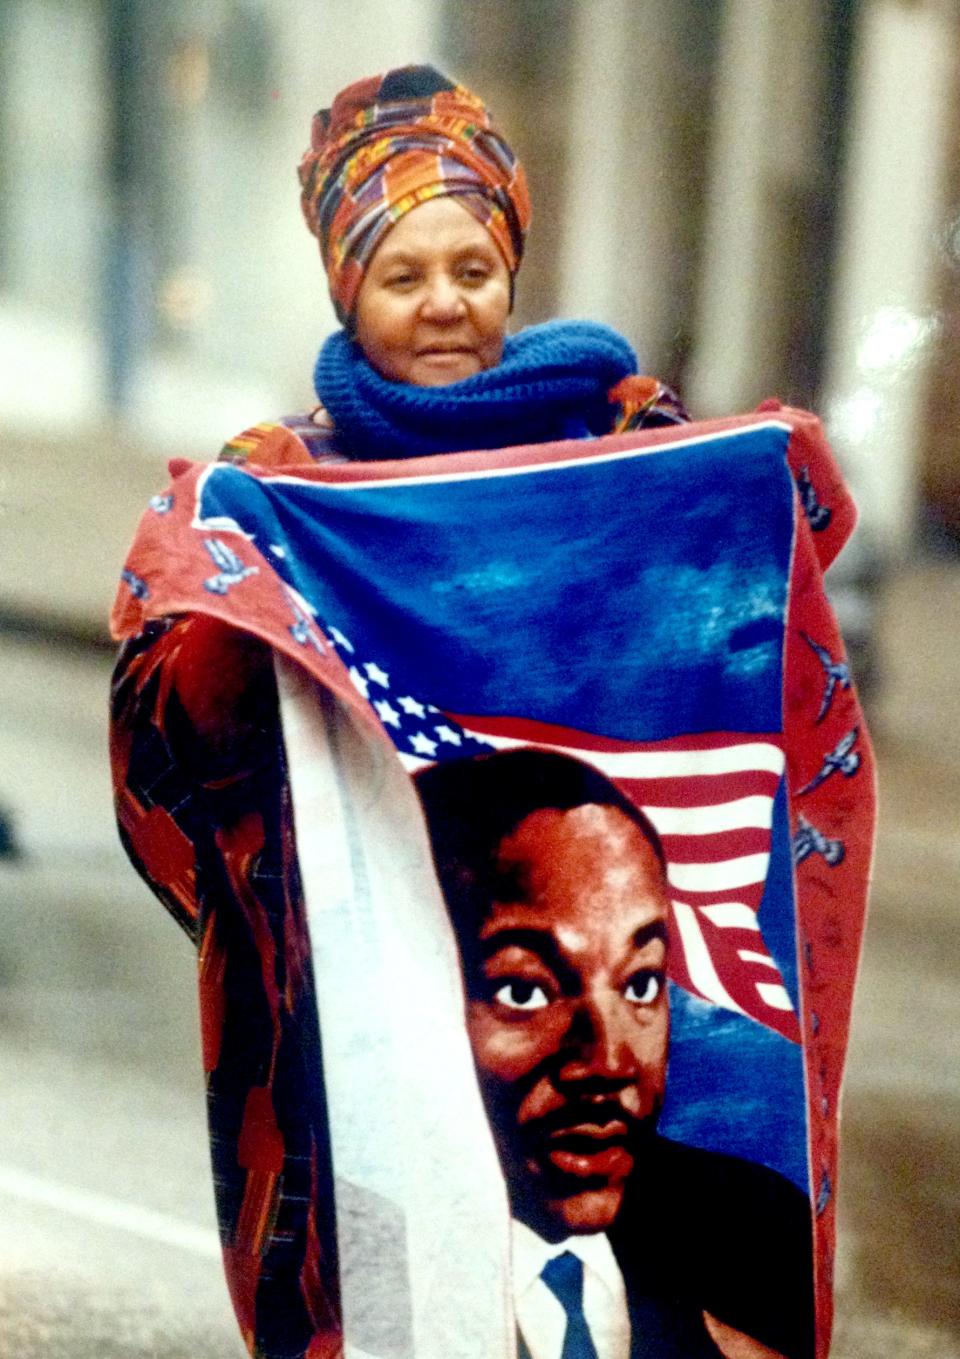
512 1218 630 1359
512 1217 624 1297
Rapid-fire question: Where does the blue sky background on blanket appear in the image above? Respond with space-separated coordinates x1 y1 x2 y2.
198 425 796 740
195 427 809 1188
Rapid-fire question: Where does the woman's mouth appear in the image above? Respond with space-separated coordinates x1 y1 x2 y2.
416 346 473 362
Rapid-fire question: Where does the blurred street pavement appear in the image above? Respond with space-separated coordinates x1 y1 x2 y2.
0 561 957 1357
0 636 246 1359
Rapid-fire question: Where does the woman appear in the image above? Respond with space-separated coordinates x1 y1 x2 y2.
112 66 835 1359
212 64 685 476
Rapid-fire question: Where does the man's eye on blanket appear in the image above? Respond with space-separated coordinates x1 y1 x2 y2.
491 979 550 1011
624 970 663 1007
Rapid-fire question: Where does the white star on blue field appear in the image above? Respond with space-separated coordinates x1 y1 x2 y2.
329 626 493 763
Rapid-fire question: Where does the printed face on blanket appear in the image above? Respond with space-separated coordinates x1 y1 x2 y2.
108 57 876 1359
416 749 814 1359
417 750 670 1240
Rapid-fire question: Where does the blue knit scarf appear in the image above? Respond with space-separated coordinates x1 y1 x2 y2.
313 319 638 460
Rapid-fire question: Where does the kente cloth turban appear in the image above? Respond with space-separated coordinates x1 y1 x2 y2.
298 65 531 323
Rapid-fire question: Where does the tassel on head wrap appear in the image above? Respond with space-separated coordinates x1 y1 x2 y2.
298 65 531 323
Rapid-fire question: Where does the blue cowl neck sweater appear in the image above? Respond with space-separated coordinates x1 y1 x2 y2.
313 319 638 460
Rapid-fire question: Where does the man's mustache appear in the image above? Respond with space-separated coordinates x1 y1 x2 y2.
519 1098 658 1144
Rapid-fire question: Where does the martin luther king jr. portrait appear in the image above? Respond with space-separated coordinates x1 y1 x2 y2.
415 748 814 1359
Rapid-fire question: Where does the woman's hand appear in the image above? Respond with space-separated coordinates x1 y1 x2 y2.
703 1312 790 1359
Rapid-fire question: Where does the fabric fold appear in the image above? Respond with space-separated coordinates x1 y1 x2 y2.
276 658 515 1359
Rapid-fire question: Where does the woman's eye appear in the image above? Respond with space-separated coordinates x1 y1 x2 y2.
492 980 549 1011
460 265 489 284
385 273 416 288
624 972 662 1006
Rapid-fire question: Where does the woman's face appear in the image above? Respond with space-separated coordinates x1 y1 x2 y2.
353 196 511 387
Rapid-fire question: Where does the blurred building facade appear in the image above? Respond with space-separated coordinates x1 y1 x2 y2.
1 0 958 631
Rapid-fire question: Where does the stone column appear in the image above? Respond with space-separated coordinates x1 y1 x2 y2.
820 0 957 555
554 0 715 378
684 0 827 414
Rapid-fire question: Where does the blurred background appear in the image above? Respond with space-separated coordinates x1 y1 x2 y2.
0 0 957 1355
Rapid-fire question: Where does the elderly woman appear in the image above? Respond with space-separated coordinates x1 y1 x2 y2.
213 64 685 474
112 66 828 1359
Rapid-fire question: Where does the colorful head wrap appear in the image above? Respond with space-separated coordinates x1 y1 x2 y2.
298 65 531 323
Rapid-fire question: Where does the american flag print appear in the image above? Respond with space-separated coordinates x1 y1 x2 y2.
179 419 809 1079
322 617 798 1040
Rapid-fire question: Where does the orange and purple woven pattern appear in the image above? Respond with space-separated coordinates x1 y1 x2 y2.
298 66 531 321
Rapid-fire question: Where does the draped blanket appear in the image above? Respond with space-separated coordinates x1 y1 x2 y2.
111 405 874 1359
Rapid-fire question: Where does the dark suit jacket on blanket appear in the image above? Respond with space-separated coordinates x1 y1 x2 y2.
605 1136 813 1359
511 1130 810 1353
513 1135 812 1357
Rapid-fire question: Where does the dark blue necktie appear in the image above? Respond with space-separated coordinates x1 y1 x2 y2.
541 1251 600 1359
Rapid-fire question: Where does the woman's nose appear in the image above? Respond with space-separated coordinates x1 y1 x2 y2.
419 271 465 318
